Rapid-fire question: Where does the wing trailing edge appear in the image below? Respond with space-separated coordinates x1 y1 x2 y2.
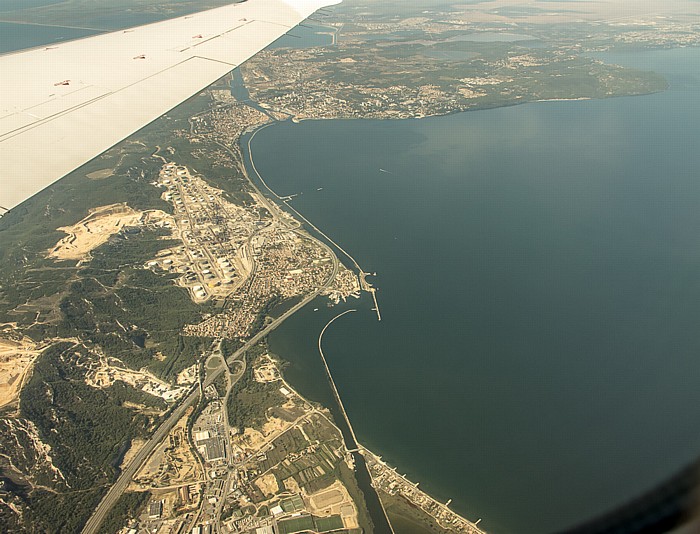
0 0 341 212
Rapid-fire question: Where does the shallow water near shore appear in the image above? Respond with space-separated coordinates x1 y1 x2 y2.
254 47 700 533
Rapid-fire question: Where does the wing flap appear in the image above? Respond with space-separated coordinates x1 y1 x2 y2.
0 85 112 143
0 114 38 138
0 57 231 211
0 0 341 213
188 20 291 65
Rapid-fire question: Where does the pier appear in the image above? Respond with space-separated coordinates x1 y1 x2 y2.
318 310 395 534
318 309 360 448
247 125 382 322
370 288 382 321
363 450 487 534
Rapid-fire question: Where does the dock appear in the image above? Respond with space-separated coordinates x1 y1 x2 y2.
318 310 360 447
359 271 382 322
318 310 395 534
371 288 382 321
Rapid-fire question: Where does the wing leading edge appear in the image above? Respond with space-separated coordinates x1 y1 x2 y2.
0 0 340 213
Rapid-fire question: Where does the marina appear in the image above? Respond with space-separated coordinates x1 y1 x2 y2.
257 47 700 533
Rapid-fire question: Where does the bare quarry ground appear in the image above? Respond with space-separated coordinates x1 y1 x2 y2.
47 203 173 261
233 416 290 455
85 355 187 402
133 409 202 490
120 438 148 471
254 472 280 497
0 337 41 409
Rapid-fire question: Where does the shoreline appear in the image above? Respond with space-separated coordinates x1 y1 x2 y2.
245 61 670 128
231 48 692 528
240 117 487 532
241 122 396 534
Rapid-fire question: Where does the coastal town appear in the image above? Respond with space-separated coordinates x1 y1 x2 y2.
148 163 360 340
239 31 667 121
364 452 485 534
117 353 485 534
120 352 363 534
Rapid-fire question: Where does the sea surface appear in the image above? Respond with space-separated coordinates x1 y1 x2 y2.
250 47 700 534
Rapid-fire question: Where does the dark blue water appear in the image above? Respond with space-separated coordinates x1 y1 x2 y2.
254 48 700 533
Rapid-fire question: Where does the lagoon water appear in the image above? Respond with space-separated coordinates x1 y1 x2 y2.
253 48 700 533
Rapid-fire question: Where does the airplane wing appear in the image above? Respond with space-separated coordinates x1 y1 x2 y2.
0 0 340 213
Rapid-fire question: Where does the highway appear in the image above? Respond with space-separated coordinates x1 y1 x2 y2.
82 251 339 534
84 111 344 534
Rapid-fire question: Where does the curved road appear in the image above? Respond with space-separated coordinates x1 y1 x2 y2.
84 106 344 534
82 253 339 534
317 310 395 534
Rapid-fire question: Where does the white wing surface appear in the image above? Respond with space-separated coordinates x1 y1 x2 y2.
0 0 339 212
